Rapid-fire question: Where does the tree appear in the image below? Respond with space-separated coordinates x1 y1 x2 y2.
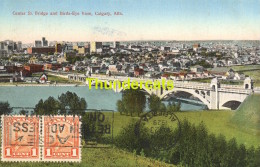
194 60 213 68
58 91 87 116
0 102 12 115
166 101 181 113
159 103 167 114
150 125 175 158
254 147 260 167
19 109 29 115
148 94 161 115
167 102 176 113
176 101 181 111
237 144 247 167
226 138 239 167
116 100 125 115
34 91 87 116
115 120 151 155
246 146 255 167
34 97 60 115
119 89 146 116
34 99 44 115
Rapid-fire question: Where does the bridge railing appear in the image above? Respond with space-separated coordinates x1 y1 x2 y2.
218 88 252 94
69 75 254 93
221 84 244 89
174 83 211 90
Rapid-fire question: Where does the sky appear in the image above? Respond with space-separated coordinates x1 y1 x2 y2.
0 0 260 43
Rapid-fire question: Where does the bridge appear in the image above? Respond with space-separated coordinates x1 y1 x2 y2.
68 74 258 110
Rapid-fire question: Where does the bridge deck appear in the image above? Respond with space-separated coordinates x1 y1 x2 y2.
68 74 257 94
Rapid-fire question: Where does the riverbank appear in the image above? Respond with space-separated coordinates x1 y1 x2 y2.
0 83 85 86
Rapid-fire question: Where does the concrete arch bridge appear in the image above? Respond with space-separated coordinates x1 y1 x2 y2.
68 74 257 110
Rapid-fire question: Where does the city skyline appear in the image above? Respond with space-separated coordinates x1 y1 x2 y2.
0 0 260 43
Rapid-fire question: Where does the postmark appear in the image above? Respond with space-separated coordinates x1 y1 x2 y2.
82 111 113 148
139 111 181 151
1 115 40 162
42 115 81 162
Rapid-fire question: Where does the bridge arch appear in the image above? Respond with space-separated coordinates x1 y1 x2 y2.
116 83 154 95
88 80 113 88
218 92 248 110
160 88 210 108
221 100 242 110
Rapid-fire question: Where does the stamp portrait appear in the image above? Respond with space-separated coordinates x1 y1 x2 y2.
1 115 40 162
42 116 81 162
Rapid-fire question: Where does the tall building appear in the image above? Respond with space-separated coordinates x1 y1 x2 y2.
42 37 48 47
17 41 22 51
55 43 62 53
0 41 7 57
113 41 120 49
35 40 42 47
63 43 73 52
13 42 17 50
90 42 102 54
0 42 4 50
5 40 14 51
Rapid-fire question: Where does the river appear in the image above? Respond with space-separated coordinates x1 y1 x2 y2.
0 86 206 111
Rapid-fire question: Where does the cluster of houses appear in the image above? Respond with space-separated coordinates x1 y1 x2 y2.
0 40 259 83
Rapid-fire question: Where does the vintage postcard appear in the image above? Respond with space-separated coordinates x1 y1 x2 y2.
0 0 260 166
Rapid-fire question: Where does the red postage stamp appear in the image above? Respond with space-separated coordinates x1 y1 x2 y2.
1 115 40 162
43 116 81 162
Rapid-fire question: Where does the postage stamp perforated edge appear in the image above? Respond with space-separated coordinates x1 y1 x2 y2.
1 115 42 162
42 115 82 162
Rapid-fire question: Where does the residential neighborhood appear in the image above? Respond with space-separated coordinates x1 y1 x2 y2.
1 39 259 84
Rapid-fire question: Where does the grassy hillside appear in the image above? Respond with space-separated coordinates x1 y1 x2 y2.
100 110 260 148
231 93 260 131
0 147 173 167
141 111 260 148
111 110 259 148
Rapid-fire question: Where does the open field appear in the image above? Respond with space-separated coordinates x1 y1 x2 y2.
231 65 260 71
0 147 173 167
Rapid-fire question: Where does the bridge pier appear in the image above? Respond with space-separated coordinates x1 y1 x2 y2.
210 78 220 109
